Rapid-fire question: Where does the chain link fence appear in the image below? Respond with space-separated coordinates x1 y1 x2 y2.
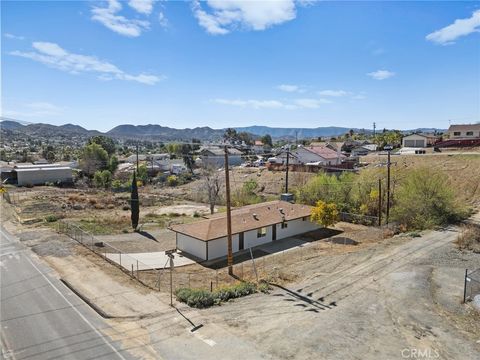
57 221 165 290
57 219 365 293
464 268 480 303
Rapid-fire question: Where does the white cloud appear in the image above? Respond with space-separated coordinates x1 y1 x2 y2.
214 96 331 110
192 0 297 35
91 0 149 37
10 41 163 85
158 12 169 28
367 70 395 80
3 101 64 118
294 98 331 109
4 33 25 40
317 90 349 97
352 94 366 100
277 84 305 93
128 0 154 15
426 10 480 45
214 98 286 109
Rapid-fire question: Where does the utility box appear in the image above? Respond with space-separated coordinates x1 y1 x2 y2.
280 193 294 203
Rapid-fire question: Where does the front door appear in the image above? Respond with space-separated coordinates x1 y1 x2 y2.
239 232 244 250
272 224 276 241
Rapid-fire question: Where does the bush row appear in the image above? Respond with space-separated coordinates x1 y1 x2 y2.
175 281 269 308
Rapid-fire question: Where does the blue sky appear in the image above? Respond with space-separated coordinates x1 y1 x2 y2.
1 1 479 132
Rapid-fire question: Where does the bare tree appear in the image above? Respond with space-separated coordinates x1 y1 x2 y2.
202 165 222 214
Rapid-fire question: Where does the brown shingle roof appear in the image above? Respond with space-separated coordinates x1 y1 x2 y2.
305 146 346 160
170 200 313 241
448 124 480 132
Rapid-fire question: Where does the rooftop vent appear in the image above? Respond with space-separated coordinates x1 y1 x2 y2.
279 208 284 214
253 213 259 220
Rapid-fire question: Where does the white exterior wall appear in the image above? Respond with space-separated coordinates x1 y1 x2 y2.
177 233 206 260
178 218 320 261
208 234 239 260
449 129 480 139
16 168 72 186
402 135 427 148
276 218 319 240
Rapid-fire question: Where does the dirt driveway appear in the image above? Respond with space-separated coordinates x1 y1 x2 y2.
195 227 480 360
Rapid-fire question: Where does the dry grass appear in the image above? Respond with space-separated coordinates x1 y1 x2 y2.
362 153 480 206
456 225 480 253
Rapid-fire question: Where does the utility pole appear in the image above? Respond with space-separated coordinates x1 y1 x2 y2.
224 146 233 275
295 130 298 146
136 143 139 173
384 145 392 224
378 178 382 226
285 146 290 193
166 250 175 307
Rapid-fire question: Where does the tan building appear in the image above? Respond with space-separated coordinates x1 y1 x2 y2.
448 124 480 140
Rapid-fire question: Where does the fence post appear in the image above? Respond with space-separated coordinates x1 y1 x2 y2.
136 260 139 279
119 252 122 267
131 264 134 277
216 270 218 289
463 268 468 303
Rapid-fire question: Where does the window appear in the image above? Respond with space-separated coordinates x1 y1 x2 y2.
453 132 461 136
281 221 288 229
302 216 308 221
257 227 267 238
466 131 474 136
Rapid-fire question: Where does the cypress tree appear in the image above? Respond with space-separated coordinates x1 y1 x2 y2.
131 171 139 230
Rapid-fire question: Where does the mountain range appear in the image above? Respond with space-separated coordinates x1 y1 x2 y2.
0 119 446 142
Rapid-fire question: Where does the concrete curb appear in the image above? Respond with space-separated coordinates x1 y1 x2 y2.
60 278 113 319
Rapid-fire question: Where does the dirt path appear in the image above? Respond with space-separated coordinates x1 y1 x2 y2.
200 227 480 360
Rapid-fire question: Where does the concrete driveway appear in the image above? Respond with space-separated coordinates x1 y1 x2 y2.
106 250 195 271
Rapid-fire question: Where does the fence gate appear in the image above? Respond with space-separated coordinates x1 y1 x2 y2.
464 268 480 303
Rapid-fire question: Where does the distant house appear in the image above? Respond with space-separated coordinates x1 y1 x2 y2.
278 146 345 166
351 145 377 156
448 124 480 140
252 140 270 154
199 147 243 168
170 200 319 261
402 134 429 148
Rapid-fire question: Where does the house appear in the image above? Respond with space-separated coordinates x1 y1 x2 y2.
402 134 429 148
199 147 243 168
170 201 319 261
351 144 377 157
252 140 270 154
278 146 345 166
448 124 480 140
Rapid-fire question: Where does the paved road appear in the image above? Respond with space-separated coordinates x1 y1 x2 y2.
0 226 134 360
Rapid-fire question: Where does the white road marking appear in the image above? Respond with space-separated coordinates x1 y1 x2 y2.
0 228 128 360
189 328 216 347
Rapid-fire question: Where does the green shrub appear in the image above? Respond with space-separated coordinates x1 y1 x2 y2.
45 214 58 223
175 281 258 308
175 288 214 308
391 167 468 230
167 175 178 187
257 281 271 294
